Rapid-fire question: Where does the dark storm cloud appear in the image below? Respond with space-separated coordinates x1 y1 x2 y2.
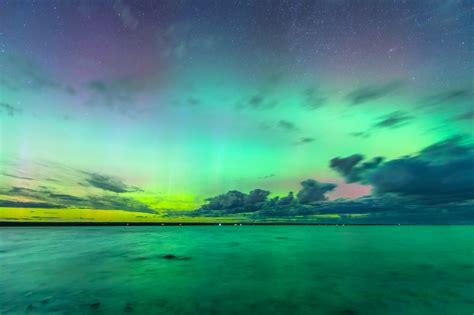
278 120 299 132
171 147 474 223
346 80 403 105
84 173 141 193
418 135 471 160
255 196 474 224
331 136 474 203
0 102 21 116
373 111 413 129
297 179 336 204
191 179 335 216
199 189 271 213
330 155 384 183
271 192 295 206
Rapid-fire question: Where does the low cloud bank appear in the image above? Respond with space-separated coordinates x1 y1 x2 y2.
180 136 474 223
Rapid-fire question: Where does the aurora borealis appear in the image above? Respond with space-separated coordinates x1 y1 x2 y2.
0 0 472 223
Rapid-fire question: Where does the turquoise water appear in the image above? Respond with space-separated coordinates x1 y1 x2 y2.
1 226 473 314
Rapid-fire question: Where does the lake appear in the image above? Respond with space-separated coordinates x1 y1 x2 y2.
1 226 473 314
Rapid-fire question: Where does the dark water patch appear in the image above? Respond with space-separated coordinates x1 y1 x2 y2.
90 302 101 308
132 256 149 261
443 288 462 298
162 254 191 260
416 263 435 269
458 263 474 269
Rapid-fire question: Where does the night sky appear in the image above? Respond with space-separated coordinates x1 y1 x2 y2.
0 0 472 223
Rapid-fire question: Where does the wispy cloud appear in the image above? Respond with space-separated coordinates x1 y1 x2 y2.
0 102 21 116
346 80 403 105
84 173 141 193
373 111 413 129
278 120 299 132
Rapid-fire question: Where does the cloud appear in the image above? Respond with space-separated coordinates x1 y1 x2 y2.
0 102 21 116
296 179 336 204
249 95 264 108
0 200 63 208
373 111 413 129
168 146 474 223
331 136 474 203
350 131 370 139
191 179 335 216
423 88 471 107
199 188 271 213
84 173 141 193
349 111 413 138
453 111 474 121
1 185 155 213
240 94 277 110
1 173 33 180
330 155 384 183
302 87 327 110
295 137 315 145
86 195 155 213
272 192 295 206
346 80 403 105
278 120 299 132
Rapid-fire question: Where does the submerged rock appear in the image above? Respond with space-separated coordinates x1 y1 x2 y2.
162 254 177 259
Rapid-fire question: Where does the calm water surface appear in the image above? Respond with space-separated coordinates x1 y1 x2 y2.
1 226 473 314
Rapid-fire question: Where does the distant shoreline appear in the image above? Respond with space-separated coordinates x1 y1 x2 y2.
0 222 468 226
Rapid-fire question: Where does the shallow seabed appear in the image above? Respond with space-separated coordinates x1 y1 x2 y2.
1 226 473 314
